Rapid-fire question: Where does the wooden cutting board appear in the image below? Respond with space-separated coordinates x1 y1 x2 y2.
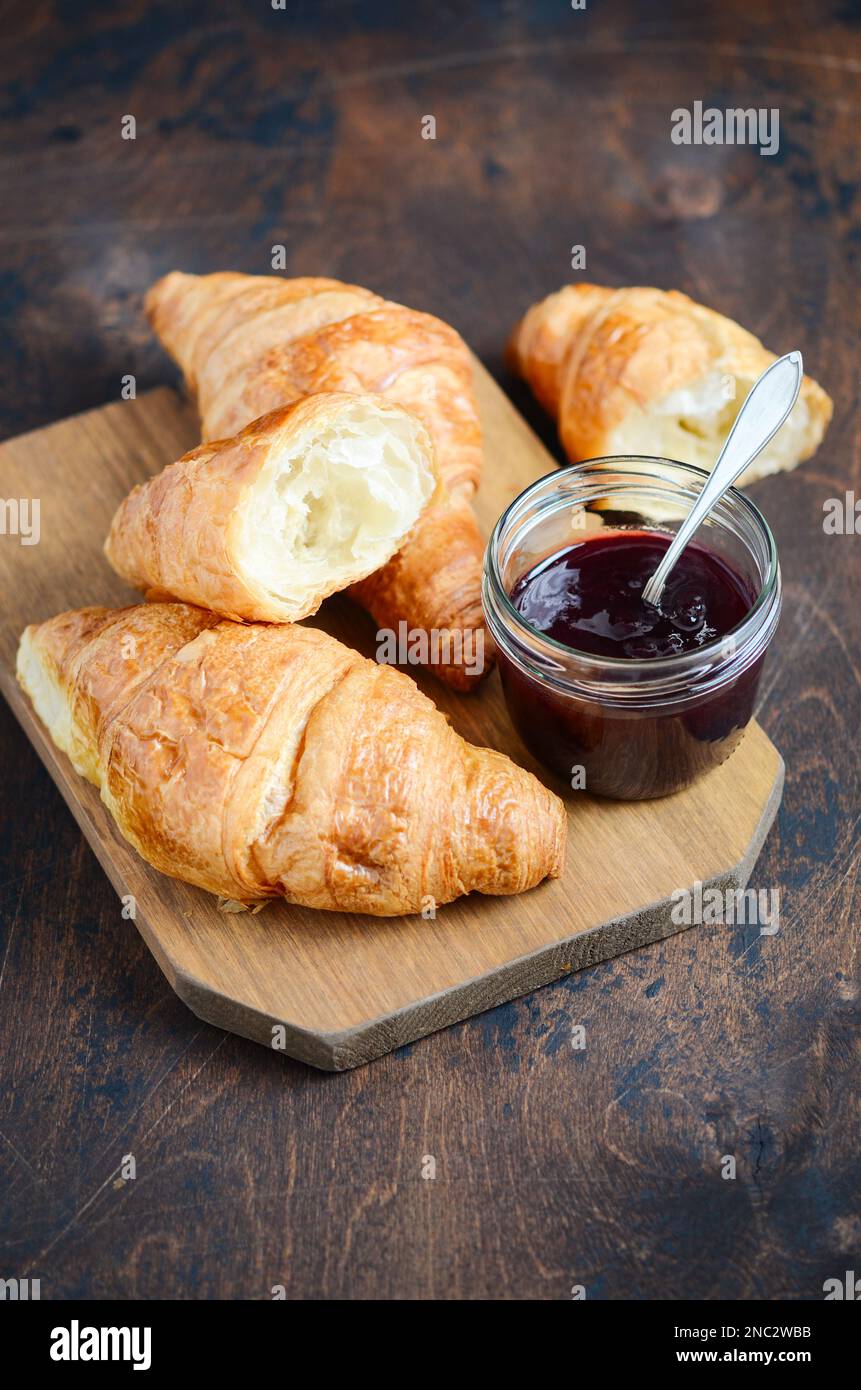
0 369 783 1069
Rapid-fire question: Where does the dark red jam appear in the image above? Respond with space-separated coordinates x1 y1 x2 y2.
499 531 765 799
510 532 754 660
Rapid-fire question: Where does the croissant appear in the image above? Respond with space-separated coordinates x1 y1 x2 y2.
145 271 490 690
509 284 833 485
104 392 439 624
16 603 565 914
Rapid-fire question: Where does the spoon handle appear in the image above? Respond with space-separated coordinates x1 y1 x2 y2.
641 351 803 608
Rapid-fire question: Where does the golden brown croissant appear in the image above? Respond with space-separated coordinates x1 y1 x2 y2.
16 603 565 914
509 284 833 485
104 392 439 624
145 271 490 690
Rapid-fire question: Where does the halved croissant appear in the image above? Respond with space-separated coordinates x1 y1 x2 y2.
104 392 439 624
509 284 833 485
16 603 565 914
145 271 490 690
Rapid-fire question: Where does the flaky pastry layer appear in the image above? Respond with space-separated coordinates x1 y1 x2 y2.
17 603 565 913
145 271 490 688
105 392 439 623
509 284 832 485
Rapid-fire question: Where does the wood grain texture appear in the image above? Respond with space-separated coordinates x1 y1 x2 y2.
0 379 784 1068
0 0 858 1300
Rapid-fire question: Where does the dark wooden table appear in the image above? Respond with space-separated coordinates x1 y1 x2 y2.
1 0 858 1301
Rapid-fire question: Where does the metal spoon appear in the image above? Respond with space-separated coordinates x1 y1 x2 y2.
641 351 802 609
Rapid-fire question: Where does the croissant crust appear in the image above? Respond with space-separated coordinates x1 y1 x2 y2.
145 271 490 688
16 604 565 914
509 284 833 485
104 392 440 624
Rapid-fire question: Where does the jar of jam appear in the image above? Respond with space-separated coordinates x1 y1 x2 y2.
483 458 781 800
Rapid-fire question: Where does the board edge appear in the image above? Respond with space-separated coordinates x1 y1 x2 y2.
171 748 785 1070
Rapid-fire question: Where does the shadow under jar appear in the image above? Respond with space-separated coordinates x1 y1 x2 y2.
483 458 781 800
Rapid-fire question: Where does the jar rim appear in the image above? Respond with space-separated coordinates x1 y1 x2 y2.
484 454 780 679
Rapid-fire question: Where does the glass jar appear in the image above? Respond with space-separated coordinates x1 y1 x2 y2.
483 457 781 800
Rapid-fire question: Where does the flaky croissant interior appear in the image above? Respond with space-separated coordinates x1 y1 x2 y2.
143 271 491 688
238 398 436 610
609 373 818 484
18 628 99 784
509 284 832 487
105 392 439 624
